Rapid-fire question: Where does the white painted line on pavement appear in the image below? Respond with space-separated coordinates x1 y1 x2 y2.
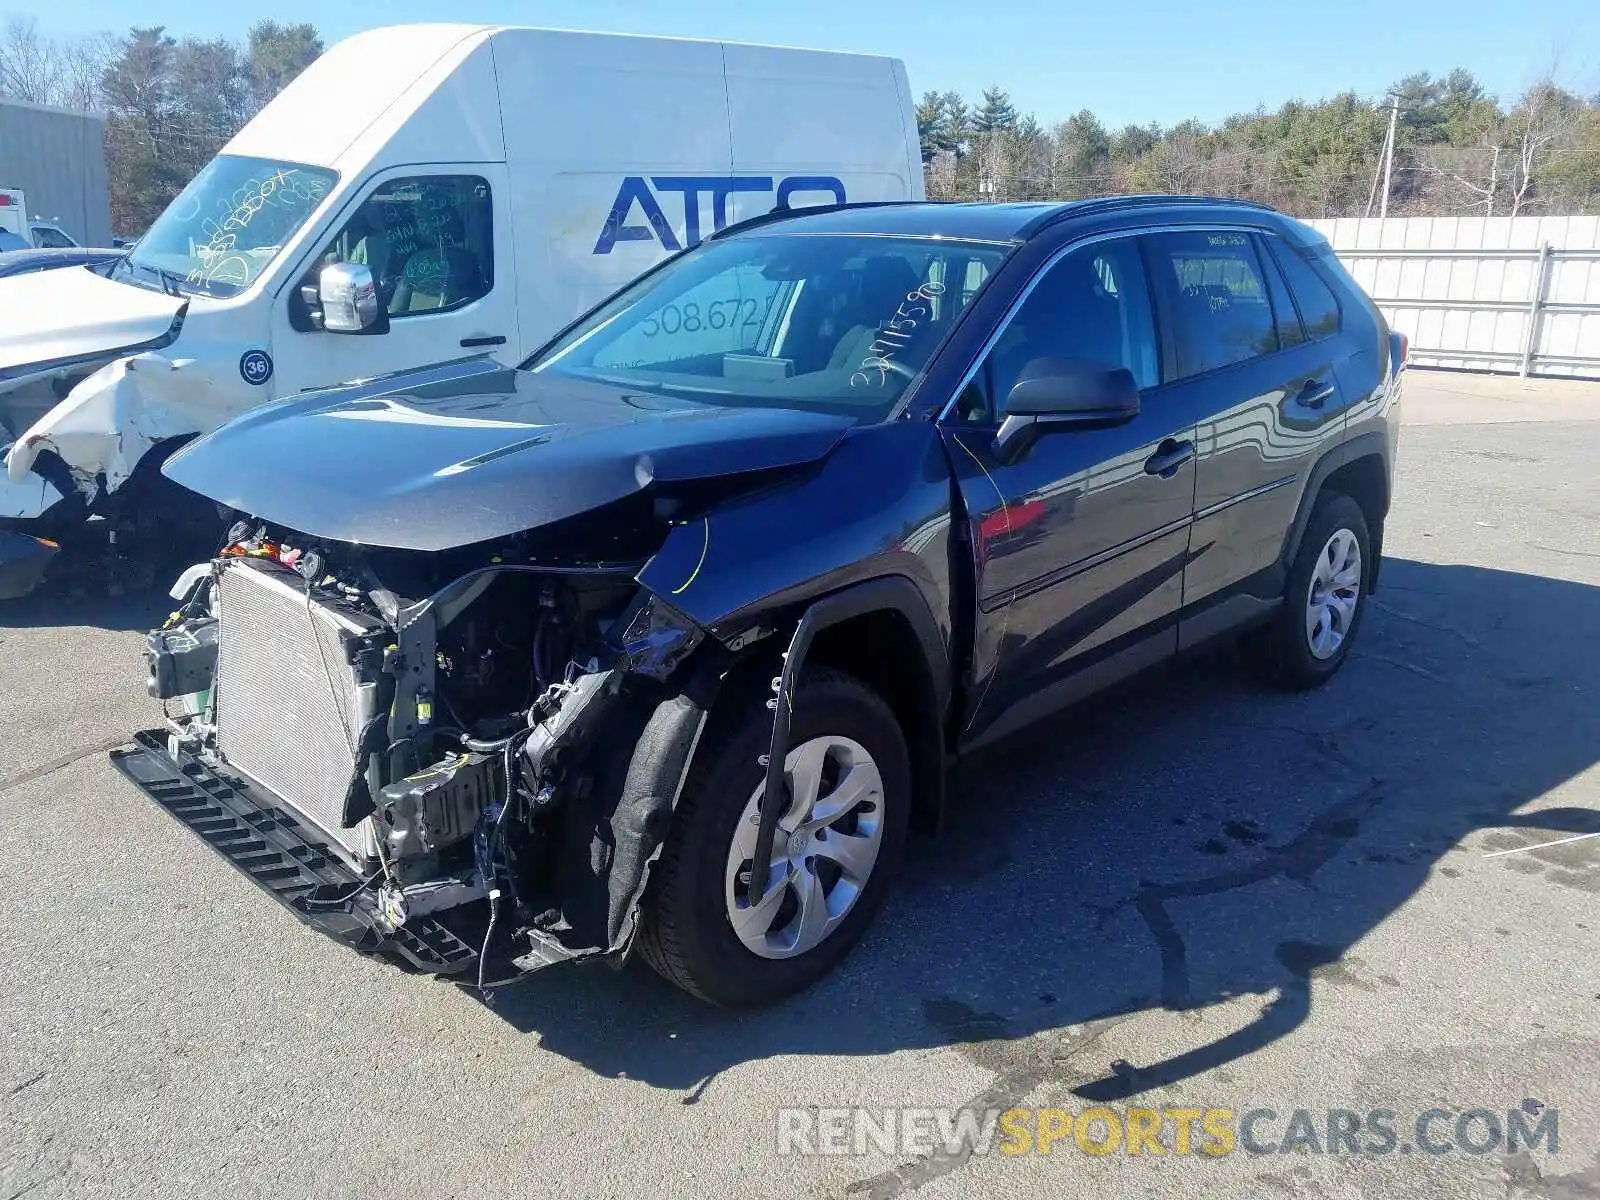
1483 830 1600 859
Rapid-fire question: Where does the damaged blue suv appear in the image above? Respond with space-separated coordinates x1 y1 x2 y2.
114 196 1404 1006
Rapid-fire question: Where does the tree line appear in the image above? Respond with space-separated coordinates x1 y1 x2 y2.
919 73 1600 217
4 17 1598 229
0 16 322 235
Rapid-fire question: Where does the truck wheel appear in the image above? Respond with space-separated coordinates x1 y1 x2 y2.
638 666 909 1007
1248 492 1371 689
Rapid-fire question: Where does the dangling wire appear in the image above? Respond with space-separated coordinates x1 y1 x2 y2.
477 731 529 998
301 866 385 911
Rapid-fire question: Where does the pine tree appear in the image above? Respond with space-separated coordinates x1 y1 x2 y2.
971 87 1018 134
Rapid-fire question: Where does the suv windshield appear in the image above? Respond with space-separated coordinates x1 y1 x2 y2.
125 154 337 298
527 233 1009 421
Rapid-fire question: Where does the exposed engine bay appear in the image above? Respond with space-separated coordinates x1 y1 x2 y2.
135 519 719 984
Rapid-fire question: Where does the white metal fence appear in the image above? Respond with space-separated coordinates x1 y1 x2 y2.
1307 216 1600 379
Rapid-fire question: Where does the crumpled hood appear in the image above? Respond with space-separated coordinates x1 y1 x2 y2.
163 359 857 551
0 266 186 386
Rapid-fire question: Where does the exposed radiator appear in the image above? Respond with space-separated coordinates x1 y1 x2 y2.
214 560 383 862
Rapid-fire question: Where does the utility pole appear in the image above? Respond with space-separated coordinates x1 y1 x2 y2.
1364 144 1384 218
1379 95 1400 219
1364 142 1384 217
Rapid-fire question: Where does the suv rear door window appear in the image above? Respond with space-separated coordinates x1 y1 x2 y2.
1267 239 1341 341
1144 231 1277 379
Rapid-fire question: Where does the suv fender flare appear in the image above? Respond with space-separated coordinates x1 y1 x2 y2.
1280 431 1390 580
781 575 950 719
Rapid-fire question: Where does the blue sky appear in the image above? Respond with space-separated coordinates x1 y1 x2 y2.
32 0 1599 128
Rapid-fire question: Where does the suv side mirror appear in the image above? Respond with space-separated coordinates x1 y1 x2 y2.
992 357 1141 464
319 262 389 335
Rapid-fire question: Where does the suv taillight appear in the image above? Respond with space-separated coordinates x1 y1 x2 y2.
1390 330 1409 373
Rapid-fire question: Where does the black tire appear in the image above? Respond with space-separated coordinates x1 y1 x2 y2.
1247 492 1372 690
637 665 910 1007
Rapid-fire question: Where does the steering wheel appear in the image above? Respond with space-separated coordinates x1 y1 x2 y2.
881 359 917 382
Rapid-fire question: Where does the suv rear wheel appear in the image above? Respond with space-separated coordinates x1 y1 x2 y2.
638 666 909 1007
1248 492 1371 689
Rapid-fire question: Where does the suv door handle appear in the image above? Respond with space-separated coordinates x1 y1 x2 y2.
1144 438 1196 478
1297 377 1336 408
461 335 507 348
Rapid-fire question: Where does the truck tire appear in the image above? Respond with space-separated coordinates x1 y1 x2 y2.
638 665 909 1007
1248 492 1371 689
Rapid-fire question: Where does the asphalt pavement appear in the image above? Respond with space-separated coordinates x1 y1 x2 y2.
2 369 1599 1200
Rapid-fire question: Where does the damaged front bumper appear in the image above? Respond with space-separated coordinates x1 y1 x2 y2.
115 548 721 985
110 730 484 974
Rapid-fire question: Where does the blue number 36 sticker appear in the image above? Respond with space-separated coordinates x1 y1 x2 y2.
239 350 273 386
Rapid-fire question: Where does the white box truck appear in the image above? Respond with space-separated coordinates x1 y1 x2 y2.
0 23 922 593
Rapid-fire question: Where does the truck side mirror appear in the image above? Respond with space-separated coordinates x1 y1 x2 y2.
319 262 389 335
992 358 1140 464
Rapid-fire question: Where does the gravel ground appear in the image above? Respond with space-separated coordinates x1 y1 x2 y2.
2 369 1598 1200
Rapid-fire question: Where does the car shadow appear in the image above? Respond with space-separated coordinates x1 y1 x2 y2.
0 524 219 632
469 556 1600 1104
0 579 171 633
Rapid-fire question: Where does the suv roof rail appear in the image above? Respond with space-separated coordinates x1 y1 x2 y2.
1019 194 1280 236
707 199 928 242
706 193 1284 245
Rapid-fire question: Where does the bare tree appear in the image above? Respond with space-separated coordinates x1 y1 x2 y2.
0 18 114 110
925 149 958 200
1140 130 1210 194
1412 145 1503 214
1505 80 1583 216
57 31 116 111
972 130 1011 200
0 16 57 103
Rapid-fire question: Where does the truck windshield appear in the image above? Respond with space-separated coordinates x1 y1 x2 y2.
526 233 1009 421
125 154 337 298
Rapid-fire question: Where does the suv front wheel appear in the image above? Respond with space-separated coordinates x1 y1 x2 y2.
1249 492 1372 689
638 666 910 1007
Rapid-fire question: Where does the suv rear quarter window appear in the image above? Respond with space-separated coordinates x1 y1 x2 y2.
1267 239 1341 341
1144 231 1278 379
1258 236 1307 350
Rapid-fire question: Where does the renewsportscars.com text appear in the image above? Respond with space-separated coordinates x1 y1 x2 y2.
776 1102 1558 1158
